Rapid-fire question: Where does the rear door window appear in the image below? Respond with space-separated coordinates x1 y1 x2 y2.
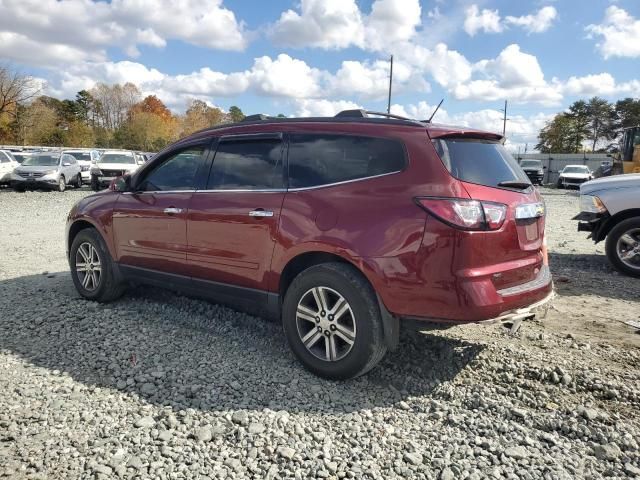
288 134 406 189
432 138 529 188
207 136 284 190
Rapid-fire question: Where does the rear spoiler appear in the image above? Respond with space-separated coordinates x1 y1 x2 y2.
427 129 504 144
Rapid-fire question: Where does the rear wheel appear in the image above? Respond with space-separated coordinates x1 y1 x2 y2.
73 174 82 188
70 228 125 302
282 263 387 380
605 218 640 278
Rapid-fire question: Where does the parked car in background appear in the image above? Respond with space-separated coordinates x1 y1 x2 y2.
557 165 593 188
90 151 142 191
63 149 101 184
575 174 640 277
520 159 545 185
67 110 552 379
11 152 32 164
0 150 19 186
11 152 82 192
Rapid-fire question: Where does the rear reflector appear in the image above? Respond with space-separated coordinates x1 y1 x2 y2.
415 197 507 231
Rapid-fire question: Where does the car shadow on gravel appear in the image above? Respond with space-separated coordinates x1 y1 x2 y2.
550 252 640 301
0 272 484 413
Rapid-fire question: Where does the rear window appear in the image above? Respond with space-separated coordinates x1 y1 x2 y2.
288 134 406 189
66 151 92 161
520 160 542 168
432 138 529 188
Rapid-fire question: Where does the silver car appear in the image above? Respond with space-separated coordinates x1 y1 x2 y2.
574 174 640 277
11 152 82 192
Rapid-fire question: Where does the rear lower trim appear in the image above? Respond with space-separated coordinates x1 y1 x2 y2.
497 265 551 297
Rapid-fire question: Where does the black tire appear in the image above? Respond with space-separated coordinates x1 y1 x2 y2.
282 263 387 380
57 175 66 192
91 175 100 191
605 217 640 278
73 174 82 188
69 228 126 302
13 185 25 192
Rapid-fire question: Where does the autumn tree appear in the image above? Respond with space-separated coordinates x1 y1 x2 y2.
130 95 172 120
180 99 225 136
0 64 40 117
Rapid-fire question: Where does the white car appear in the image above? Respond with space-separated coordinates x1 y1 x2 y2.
0 150 19 186
90 151 143 191
63 149 101 184
557 164 593 189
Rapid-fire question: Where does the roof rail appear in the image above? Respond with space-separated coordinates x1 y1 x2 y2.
334 109 421 123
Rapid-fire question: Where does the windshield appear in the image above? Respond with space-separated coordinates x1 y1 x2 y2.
563 166 588 174
13 154 29 163
21 154 60 167
99 153 135 164
432 138 530 188
66 151 92 162
520 160 542 169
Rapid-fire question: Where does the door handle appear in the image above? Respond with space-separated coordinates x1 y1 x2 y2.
163 207 183 215
249 209 274 218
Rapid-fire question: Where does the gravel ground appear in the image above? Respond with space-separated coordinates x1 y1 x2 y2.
0 186 639 480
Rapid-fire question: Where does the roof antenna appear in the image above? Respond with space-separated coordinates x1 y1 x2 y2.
426 99 444 123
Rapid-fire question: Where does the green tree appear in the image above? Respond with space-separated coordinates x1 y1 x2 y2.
228 105 245 123
536 113 578 153
74 90 95 125
586 97 616 152
566 100 590 153
615 98 640 131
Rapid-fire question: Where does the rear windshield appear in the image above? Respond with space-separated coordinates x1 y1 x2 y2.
99 153 135 164
66 151 92 161
563 166 588 174
520 160 542 168
22 154 60 166
432 138 530 188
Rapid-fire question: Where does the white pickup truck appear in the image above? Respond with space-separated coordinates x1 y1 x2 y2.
574 174 640 277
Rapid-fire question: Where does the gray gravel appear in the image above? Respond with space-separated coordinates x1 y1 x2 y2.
1 187 639 479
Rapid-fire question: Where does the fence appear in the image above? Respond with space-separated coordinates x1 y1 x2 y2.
516 153 613 185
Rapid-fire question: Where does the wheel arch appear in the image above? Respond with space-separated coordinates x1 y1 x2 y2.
67 218 114 259
595 209 640 242
277 250 399 350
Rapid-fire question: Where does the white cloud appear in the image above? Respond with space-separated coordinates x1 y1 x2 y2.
0 0 247 66
563 73 640 97
464 5 502 36
293 99 363 117
505 6 558 34
453 44 563 106
586 6 640 59
270 0 420 51
0 32 104 66
247 54 323 98
401 43 472 88
269 0 365 49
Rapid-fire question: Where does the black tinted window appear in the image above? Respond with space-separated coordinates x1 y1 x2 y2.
207 139 284 190
432 138 529 188
288 134 406 188
140 147 206 191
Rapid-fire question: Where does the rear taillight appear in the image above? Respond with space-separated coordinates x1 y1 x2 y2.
415 197 507 231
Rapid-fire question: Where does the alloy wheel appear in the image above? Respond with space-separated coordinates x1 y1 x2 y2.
616 228 640 271
75 242 102 291
296 286 356 362
58 176 66 192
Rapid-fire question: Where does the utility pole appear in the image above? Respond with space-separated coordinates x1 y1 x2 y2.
387 55 393 114
502 100 508 136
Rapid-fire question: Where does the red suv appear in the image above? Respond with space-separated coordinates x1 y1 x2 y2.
66 110 552 379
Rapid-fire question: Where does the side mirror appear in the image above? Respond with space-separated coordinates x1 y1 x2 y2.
109 175 130 192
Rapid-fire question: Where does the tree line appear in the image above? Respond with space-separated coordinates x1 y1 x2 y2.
536 97 640 154
0 65 251 151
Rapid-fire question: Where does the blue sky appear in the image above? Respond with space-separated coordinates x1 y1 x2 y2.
1 0 639 150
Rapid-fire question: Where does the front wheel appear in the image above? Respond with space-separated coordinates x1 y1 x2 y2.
57 176 66 192
282 263 387 380
73 174 82 188
605 218 640 277
70 228 125 302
